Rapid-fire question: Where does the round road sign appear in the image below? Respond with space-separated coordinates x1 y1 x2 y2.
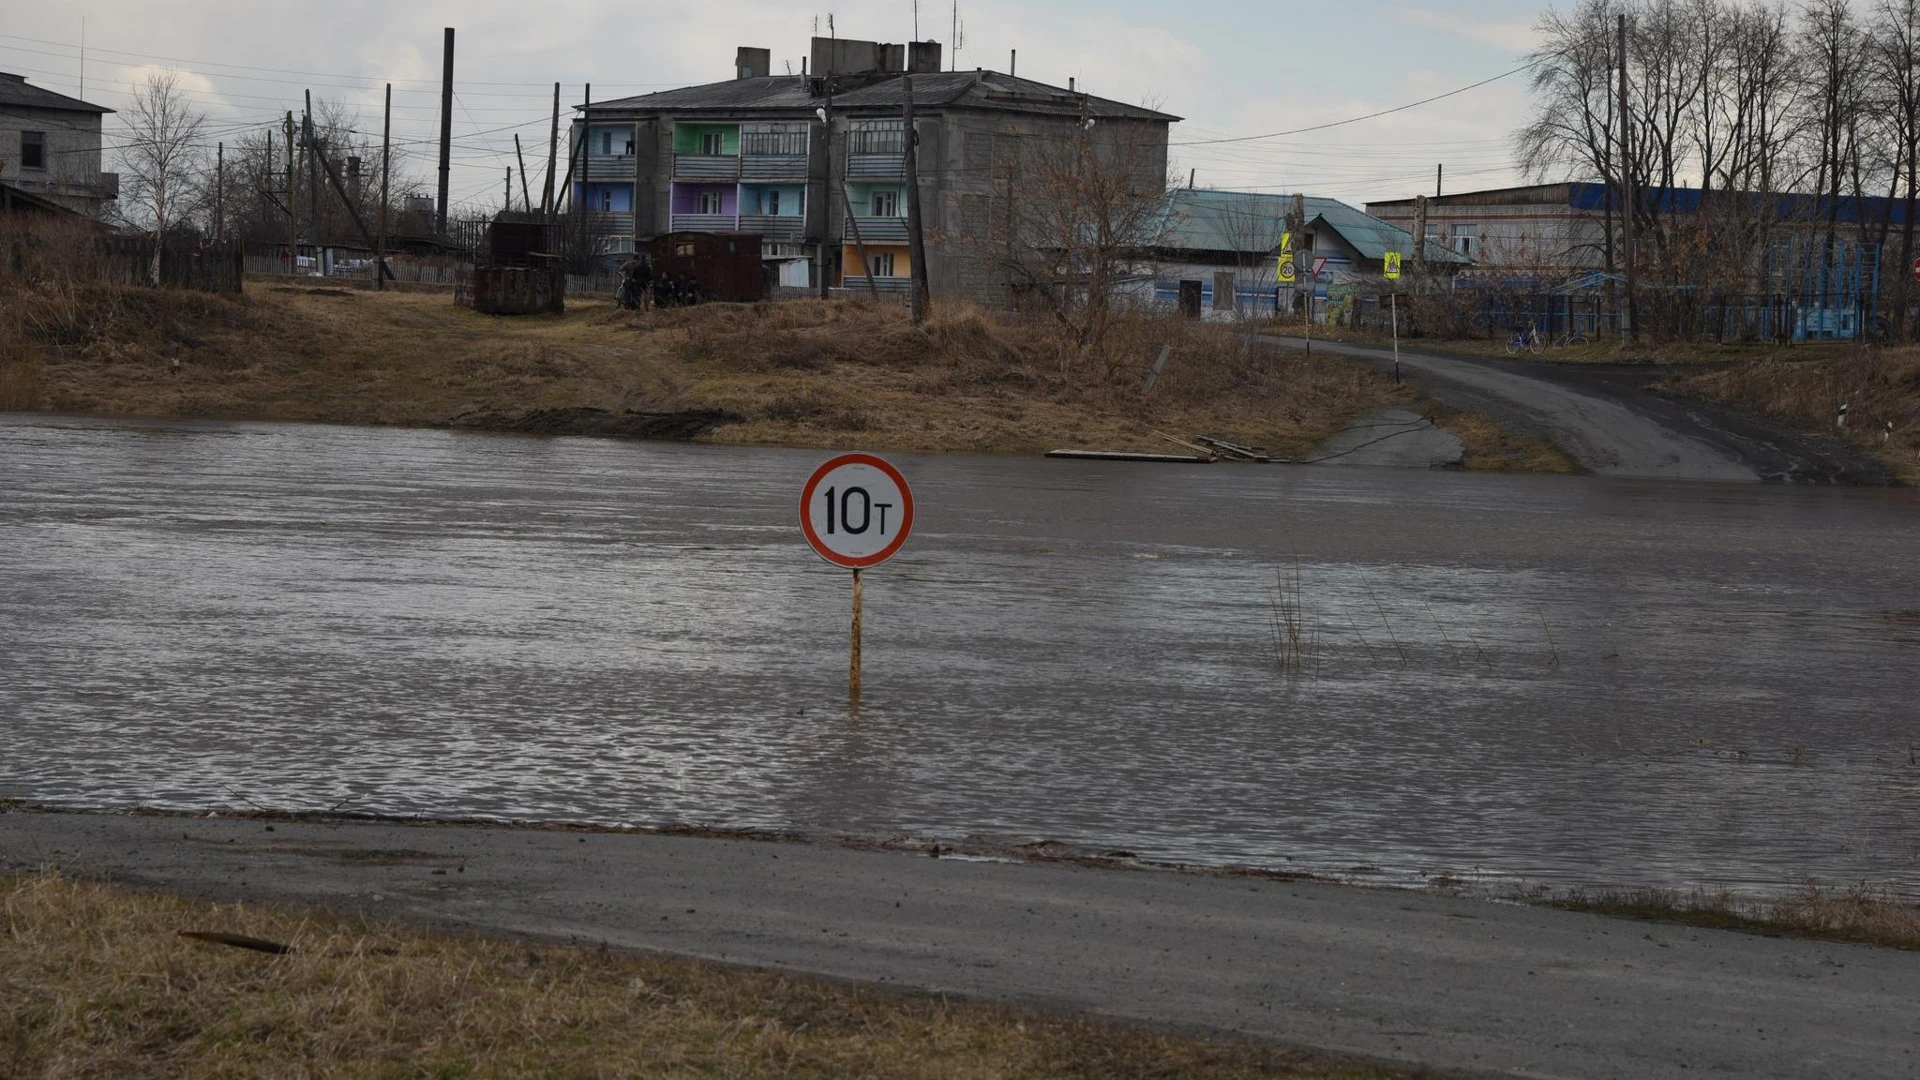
800 453 914 569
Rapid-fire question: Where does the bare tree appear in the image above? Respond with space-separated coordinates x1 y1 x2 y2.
995 116 1173 366
1204 193 1287 324
116 72 208 285
1871 0 1920 336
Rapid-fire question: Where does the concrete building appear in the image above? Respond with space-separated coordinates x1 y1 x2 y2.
1148 189 1465 318
571 38 1178 301
0 72 116 217
1365 184 1612 271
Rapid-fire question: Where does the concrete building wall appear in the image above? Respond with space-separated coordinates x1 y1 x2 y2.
0 101 114 217
1368 199 1609 271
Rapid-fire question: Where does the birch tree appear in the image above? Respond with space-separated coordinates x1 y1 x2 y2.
117 72 208 285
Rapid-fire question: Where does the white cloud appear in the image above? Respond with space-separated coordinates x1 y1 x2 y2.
1396 8 1540 53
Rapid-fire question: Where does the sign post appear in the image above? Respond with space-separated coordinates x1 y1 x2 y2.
801 453 915 705
1383 251 1403 383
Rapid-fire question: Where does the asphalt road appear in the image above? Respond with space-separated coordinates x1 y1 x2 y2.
1273 338 1889 484
9 811 1917 1080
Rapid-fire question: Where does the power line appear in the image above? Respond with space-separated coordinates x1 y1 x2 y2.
1170 61 1540 147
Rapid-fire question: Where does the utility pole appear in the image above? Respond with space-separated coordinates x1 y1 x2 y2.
1413 193 1429 282
437 27 455 236
504 168 511 210
304 90 318 251
1619 12 1637 344
214 142 224 242
284 112 297 275
543 82 560 218
514 134 532 212
1289 192 1310 355
1436 163 1443 197
820 81 835 299
377 83 390 291
303 125 395 286
901 71 930 323
579 84 591 264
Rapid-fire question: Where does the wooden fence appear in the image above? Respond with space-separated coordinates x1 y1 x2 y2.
93 237 244 294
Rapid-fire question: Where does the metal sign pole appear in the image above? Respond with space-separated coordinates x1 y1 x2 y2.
850 568 864 704
1392 291 1401 383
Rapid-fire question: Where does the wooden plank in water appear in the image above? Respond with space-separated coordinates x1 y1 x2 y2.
1046 450 1215 464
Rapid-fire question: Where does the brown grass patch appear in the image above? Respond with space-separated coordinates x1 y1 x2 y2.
1425 407 1576 474
0 248 1568 470
1550 882 1920 950
1662 346 1920 482
0 871 1405 1079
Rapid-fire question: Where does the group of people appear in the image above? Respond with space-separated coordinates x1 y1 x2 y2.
616 255 706 311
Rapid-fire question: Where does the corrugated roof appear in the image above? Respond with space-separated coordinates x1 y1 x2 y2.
0 72 113 114
1156 189 1466 264
591 71 1178 122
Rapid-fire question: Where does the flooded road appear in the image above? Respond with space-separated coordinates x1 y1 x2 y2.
4 413 1918 899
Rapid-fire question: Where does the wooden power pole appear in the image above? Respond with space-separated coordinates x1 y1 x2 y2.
377 83 390 291
514 134 532 212
901 71 930 323
437 27 454 235
543 82 560 218
284 112 297 275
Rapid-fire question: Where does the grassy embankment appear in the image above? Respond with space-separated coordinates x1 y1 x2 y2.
1550 882 1920 951
0 871 1404 1079
0 277 1564 469
1260 319 1918 481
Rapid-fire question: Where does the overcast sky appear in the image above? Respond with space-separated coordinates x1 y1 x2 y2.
5 0 1549 213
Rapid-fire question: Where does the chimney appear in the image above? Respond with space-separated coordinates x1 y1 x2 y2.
735 46 771 80
1068 77 1075 92
881 43 906 72
907 41 942 73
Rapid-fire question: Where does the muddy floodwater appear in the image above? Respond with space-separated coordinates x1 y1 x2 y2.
4 413 1919 900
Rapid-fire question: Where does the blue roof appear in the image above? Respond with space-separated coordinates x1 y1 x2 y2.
1563 182 1910 226
1155 189 1466 264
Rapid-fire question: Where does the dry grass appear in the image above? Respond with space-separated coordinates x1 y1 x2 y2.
0 267 1574 466
1661 346 1920 482
0 872 1404 1080
1423 407 1576 473
1550 882 1920 950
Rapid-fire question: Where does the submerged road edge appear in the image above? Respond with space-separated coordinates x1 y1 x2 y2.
5 810 1917 1080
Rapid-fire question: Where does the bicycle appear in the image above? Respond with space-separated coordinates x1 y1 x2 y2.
1553 328 1589 348
1504 323 1544 356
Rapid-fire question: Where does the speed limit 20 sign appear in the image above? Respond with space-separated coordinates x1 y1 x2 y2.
800 453 914 569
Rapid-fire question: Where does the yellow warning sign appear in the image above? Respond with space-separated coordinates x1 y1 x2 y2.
1383 251 1402 280
1280 232 1294 254
1277 254 1296 284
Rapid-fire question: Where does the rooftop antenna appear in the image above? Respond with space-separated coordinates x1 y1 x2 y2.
913 0 920 39
78 16 85 98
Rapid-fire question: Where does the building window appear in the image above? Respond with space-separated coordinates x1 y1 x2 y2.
700 132 725 156
870 252 896 277
870 190 898 217
21 131 45 170
698 190 723 215
1453 223 1477 257
848 120 905 156
767 190 781 216
600 131 613 155
599 190 613 211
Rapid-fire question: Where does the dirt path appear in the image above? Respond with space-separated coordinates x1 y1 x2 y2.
10 811 1917 1080
1274 338 1893 484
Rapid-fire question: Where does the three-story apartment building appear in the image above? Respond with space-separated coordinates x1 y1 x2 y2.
571 38 1177 302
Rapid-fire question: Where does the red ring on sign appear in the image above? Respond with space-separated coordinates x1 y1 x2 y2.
800 453 915 569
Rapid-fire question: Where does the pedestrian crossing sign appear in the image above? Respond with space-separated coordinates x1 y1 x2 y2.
1384 251 1403 280
1280 232 1294 254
